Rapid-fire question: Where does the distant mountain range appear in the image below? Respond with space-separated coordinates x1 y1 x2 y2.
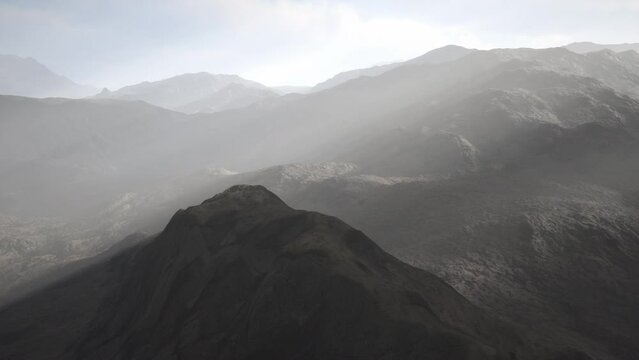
2 42 636 103
0 57 282 114
0 54 97 98
311 45 476 92
312 42 639 92
565 42 639 54
2 42 639 360
94 72 279 114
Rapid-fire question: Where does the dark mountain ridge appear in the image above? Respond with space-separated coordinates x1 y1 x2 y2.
0 185 549 360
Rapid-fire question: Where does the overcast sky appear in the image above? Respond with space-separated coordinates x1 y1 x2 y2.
1 0 638 88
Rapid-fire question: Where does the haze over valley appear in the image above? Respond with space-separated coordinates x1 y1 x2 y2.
1 1 639 359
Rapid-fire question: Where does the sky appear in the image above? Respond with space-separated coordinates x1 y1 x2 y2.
1 0 638 88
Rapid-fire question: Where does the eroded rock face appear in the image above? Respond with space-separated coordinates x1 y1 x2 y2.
0 185 539 360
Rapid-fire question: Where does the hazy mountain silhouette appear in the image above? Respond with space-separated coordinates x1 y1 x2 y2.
405 44 478 65
0 54 97 98
565 42 639 54
0 185 546 360
311 44 476 92
0 95 190 218
3 47 639 220
175 82 278 113
94 72 278 113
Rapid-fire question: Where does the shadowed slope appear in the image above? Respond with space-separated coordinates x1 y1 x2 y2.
0 185 542 360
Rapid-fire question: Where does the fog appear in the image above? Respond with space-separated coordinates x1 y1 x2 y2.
1 2 639 359
3 0 639 88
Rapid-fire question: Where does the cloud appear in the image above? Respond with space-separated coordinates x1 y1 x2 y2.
1 0 638 88
165 1 482 86
583 0 639 11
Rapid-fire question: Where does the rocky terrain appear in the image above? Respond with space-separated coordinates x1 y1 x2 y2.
2 45 639 360
0 186 547 360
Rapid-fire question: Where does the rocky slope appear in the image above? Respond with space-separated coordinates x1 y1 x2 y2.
258 167 639 360
63 140 639 360
2 46 639 360
0 186 542 360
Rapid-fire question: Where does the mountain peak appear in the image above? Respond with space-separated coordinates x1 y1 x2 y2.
204 184 286 208
407 44 476 65
0 54 97 98
311 44 476 92
166 185 293 239
94 72 272 112
0 187 533 360
162 185 290 233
